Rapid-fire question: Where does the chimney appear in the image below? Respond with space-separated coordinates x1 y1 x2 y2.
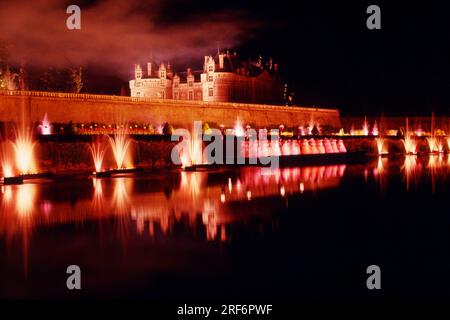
219 54 224 69
147 62 152 77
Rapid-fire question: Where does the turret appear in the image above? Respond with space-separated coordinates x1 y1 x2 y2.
204 56 215 73
159 64 166 79
135 64 142 79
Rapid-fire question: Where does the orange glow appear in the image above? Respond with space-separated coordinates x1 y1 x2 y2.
1 142 14 177
375 137 387 155
11 126 37 174
108 126 132 169
89 136 108 172
426 137 444 153
15 184 37 218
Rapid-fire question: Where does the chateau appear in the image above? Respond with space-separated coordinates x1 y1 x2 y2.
129 52 284 104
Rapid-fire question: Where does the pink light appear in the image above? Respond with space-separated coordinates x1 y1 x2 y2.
38 113 52 135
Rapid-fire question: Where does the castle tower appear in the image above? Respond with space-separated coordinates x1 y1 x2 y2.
135 64 142 79
159 64 167 79
202 56 216 101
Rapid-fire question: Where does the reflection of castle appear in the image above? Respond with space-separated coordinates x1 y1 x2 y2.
129 52 284 104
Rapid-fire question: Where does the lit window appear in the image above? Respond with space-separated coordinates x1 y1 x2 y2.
208 75 213 82
160 71 165 78
174 92 178 99
208 65 213 72
208 87 213 96
189 91 193 100
188 81 193 87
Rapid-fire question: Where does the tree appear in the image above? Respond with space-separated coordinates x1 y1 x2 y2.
69 67 83 93
0 65 18 90
162 122 173 136
0 40 9 69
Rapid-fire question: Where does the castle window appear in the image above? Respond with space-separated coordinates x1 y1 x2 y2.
208 87 213 97
189 91 193 100
208 75 213 82
174 92 178 99
188 80 193 87
160 71 165 78
208 65 213 72
174 82 179 88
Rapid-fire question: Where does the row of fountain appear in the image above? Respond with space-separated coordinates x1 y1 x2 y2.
376 118 450 156
1 124 133 183
2 114 450 183
239 138 347 158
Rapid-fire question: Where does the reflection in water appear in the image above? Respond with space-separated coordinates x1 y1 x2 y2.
402 155 420 192
373 156 388 193
3 159 450 276
0 165 347 273
1 183 38 275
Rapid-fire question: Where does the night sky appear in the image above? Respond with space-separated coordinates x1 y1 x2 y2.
1 0 449 116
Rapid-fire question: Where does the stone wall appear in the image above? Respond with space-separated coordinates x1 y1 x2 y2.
0 91 341 130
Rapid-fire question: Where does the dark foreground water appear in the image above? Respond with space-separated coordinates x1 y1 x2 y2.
1 155 450 299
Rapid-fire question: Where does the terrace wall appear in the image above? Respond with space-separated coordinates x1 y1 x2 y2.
0 91 341 130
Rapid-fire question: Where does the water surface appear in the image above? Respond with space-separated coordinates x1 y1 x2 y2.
1 155 450 298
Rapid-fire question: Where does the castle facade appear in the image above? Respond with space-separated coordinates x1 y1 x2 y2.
129 52 284 104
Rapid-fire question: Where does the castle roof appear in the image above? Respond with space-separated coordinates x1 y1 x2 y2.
175 70 202 83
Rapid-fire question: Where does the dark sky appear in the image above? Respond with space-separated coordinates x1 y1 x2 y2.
2 0 449 116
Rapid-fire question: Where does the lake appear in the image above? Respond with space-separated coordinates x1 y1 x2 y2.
1 155 450 299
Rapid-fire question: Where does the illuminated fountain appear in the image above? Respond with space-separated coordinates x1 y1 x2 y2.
337 139 347 153
271 139 281 156
281 140 292 156
331 139 339 153
427 137 444 153
180 128 203 170
316 139 325 154
375 137 387 156
1 126 38 184
402 118 417 155
309 138 319 154
291 140 301 155
38 113 52 135
372 120 379 136
108 125 132 171
234 118 245 137
362 117 369 136
426 112 444 153
323 138 334 153
258 139 270 158
89 136 110 177
12 126 37 175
